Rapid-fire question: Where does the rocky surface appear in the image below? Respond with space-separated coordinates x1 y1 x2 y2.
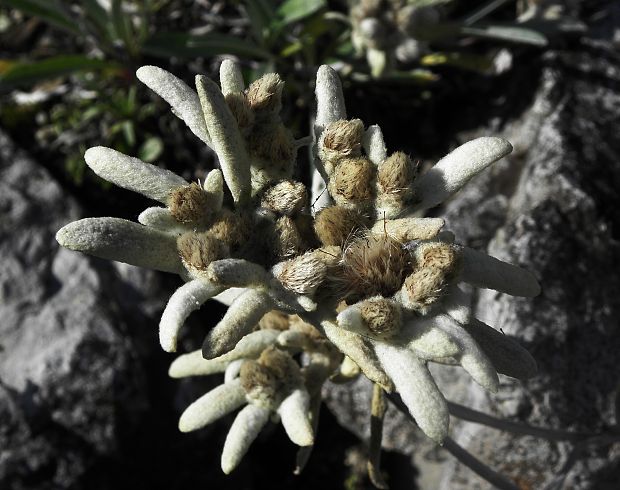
0 128 159 488
440 40 620 490
0 130 373 490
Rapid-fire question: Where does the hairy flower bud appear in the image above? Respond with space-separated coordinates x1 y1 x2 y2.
328 156 376 209
320 119 365 173
225 91 255 132
376 151 418 216
168 182 214 225
314 206 369 246
246 73 284 115
359 297 402 339
177 231 228 273
261 180 308 216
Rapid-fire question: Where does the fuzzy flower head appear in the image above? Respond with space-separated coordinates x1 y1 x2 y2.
168 314 341 474
55 60 540 467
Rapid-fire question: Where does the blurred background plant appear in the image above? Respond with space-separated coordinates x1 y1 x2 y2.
0 0 595 205
0 0 342 203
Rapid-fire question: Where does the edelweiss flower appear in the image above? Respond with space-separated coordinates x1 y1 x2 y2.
168 314 341 473
56 61 323 357
56 59 540 466
309 64 540 443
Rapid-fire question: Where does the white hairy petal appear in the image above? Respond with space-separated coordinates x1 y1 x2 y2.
159 279 224 352
219 59 245 96
443 285 472 324
314 65 346 135
411 137 513 210
463 318 537 380
372 217 444 242
221 404 270 474
314 65 346 181
202 289 274 359
196 75 251 205
225 359 245 383
136 65 211 145
179 379 246 432
168 350 228 378
207 259 271 287
56 217 182 273
84 146 187 202
278 388 314 446
363 125 387 165
396 315 461 359
213 287 246 306
203 168 224 211
373 341 449 443
435 315 499 392
336 305 373 339
321 321 393 391
138 207 190 234
460 247 541 297
215 329 281 363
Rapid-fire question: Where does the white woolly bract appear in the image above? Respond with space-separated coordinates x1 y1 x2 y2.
221 404 270 474
396 315 460 360
215 329 280 363
213 287 246 306
314 65 346 181
208 259 271 288
321 321 393 391
136 65 211 146
463 318 537 380
196 75 251 205
202 289 274 359
179 379 246 432
411 137 513 210
363 125 387 165
277 388 314 446
55 217 182 274
460 246 541 297
84 146 187 203
169 350 228 378
442 285 471 324
138 207 190 234
434 315 499 392
372 341 449 443
336 306 365 336
225 359 245 383
219 59 245 96
159 279 224 352
372 217 444 242
203 168 224 211
314 65 347 136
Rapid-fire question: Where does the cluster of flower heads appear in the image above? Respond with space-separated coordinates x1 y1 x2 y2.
56 60 540 475
350 0 444 76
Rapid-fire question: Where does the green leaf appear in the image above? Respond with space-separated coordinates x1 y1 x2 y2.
0 56 115 89
79 0 115 40
275 0 326 26
111 0 134 50
421 52 494 72
121 120 136 147
142 32 273 60
243 0 275 43
461 24 548 46
138 137 164 163
4 0 81 35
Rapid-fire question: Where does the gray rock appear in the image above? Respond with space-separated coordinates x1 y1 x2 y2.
441 41 620 489
0 129 153 489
